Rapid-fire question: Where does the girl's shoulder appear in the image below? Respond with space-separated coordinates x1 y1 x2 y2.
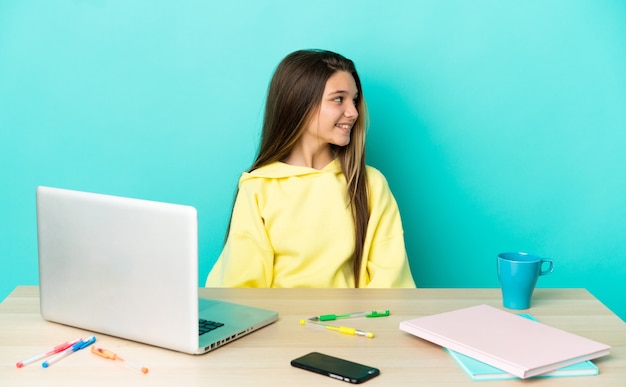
365 165 390 188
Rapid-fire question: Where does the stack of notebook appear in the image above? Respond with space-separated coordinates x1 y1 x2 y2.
399 304 610 380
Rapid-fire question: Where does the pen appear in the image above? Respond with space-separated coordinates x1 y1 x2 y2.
16 338 81 368
42 336 96 368
91 346 149 374
300 319 374 338
310 310 390 321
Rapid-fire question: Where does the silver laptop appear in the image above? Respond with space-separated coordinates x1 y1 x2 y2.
36 186 278 355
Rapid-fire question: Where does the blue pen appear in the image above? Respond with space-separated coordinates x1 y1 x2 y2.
42 336 96 368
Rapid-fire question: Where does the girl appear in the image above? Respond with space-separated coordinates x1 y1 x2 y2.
206 49 415 288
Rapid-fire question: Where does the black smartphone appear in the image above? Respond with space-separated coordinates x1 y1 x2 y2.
290 352 380 384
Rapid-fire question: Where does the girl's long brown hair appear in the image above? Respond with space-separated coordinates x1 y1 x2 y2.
234 49 369 287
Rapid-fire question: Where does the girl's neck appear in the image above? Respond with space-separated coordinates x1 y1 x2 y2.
283 143 334 170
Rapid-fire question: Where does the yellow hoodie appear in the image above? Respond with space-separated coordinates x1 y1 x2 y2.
206 159 415 288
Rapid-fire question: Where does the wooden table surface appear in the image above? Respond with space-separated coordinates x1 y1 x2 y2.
1 286 624 386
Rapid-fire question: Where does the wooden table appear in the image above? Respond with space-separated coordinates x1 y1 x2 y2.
1 286 624 386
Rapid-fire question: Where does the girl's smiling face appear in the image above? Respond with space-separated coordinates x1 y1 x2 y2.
303 71 359 148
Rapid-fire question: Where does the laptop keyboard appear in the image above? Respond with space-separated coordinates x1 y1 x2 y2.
199 319 224 336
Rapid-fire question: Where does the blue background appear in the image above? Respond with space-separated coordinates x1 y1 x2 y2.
1 1 624 321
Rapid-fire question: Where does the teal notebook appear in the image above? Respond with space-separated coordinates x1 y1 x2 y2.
446 348 598 381
445 314 598 381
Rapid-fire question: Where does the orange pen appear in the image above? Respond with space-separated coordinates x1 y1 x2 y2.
91 346 149 374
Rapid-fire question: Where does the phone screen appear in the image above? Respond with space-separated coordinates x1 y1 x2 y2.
290 352 380 384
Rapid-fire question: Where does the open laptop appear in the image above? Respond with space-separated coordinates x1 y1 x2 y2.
36 186 278 355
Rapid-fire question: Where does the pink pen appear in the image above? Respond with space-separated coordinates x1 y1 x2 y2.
16 338 81 368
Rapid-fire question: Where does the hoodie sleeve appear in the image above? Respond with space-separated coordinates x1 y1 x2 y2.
360 168 416 288
205 176 274 287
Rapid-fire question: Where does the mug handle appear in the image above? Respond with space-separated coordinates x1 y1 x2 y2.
539 258 554 275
